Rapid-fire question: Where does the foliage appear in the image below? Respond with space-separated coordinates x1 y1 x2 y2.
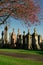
0 0 40 26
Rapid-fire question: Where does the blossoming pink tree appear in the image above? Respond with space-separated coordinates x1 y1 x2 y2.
0 0 40 26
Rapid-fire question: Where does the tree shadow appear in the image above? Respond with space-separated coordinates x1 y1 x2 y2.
35 50 43 55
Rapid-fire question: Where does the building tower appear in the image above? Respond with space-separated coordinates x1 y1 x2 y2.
1 31 4 47
11 28 17 48
32 28 40 50
1 31 4 43
17 28 21 48
9 33 11 44
38 35 42 44
18 29 23 48
23 31 26 49
4 26 8 44
27 29 32 49
18 28 20 35
34 28 36 34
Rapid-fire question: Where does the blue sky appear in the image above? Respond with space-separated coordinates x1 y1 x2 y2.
0 0 43 38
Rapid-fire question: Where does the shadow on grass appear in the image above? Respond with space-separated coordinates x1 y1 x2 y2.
28 49 43 55
36 50 43 55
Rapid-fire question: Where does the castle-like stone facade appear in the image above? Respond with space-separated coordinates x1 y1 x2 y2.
9 28 43 50
0 26 43 50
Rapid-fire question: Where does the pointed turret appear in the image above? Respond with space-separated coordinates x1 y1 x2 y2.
23 31 25 35
28 28 30 35
23 31 26 49
26 29 32 49
4 25 8 44
34 28 36 34
18 28 20 35
12 28 14 33
32 28 40 50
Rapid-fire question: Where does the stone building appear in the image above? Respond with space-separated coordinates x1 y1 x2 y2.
23 31 26 49
2 26 43 50
12 28 42 50
11 28 17 48
38 35 43 49
38 35 42 44
9 33 11 44
32 28 40 50
1 31 4 44
26 29 32 49
4 26 8 44
17 29 23 48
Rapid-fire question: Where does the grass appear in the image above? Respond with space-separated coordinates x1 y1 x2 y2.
0 49 43 56
0 49 43 65
0 55 43 65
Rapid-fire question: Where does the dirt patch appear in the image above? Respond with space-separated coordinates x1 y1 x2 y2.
0 51 43 61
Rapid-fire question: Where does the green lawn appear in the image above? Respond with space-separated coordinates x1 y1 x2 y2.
0 49 43 65
0 49 43 55
0 55 43 65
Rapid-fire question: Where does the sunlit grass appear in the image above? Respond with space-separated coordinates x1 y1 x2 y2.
0 49 43 55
